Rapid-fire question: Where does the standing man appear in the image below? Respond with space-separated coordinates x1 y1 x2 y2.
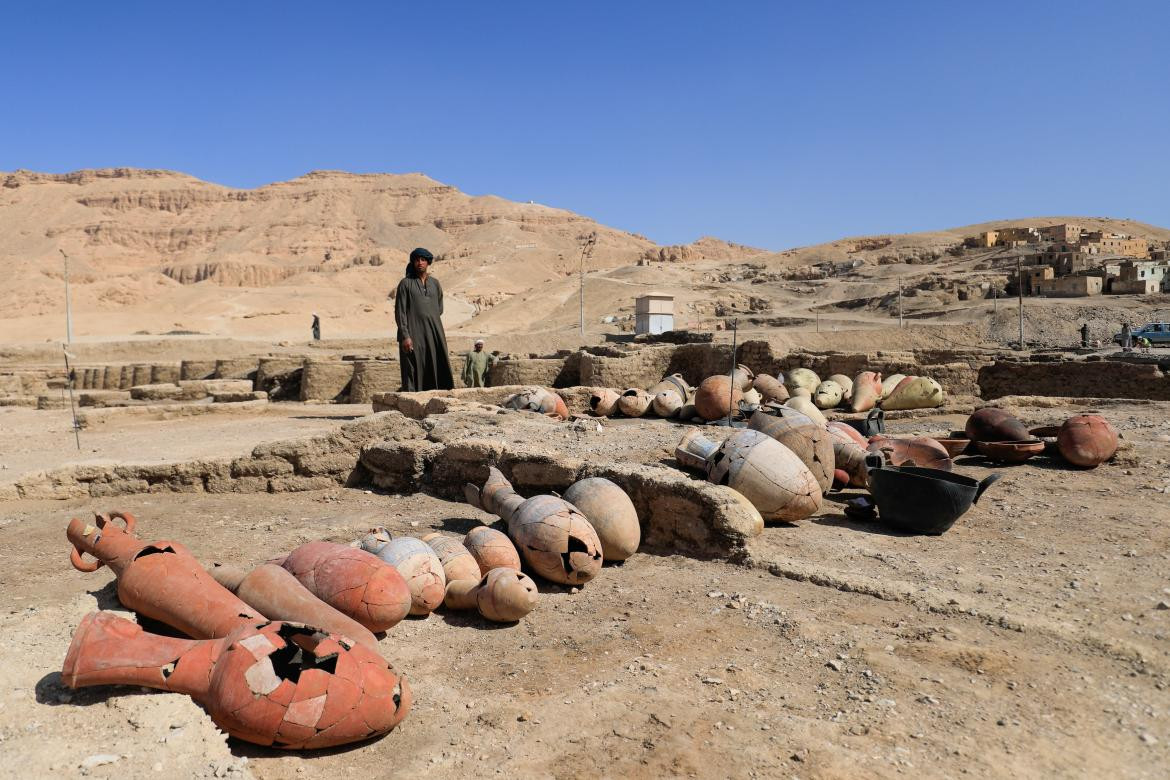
462 339 498 387
311 312 321 341
1080 322 1089 348
1121 321 1133 352
394 247 454 391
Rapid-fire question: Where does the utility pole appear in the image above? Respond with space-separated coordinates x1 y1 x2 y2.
60 249 74 344
578 232 596 342
1016 255 1024 349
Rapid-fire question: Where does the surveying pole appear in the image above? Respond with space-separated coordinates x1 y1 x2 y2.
1016 256 1024 349
60 249 74 344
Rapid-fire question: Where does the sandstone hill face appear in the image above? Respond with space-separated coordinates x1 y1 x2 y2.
0 168 761 341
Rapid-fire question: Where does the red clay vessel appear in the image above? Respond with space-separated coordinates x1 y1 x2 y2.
62 611 410 749
1057 414 1119 468
210 563 379 650
66 511 262 639
274 542 412 633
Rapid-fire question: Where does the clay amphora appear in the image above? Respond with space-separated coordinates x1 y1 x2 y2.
827 374 854 401
358 530 446 616
210 563 378 650
784 368 820 396
813 380 844 410
505 387 568 420
275 542 412 633
465 467 603 585
649 374 690 418
694 375 742 420
748 408 835 493
965 408 1030 443
476 568 539 622
66 511 262 639
423 533 483 583
880 373 907 400
588 388 620 417
882 376 945 411
617 387 654 417
1057 414 1118 467
462 526 522 575
850 371 883 412
752 374 789 403
785 396 828 426
732 364 755 391
562 476 640 561
63 611 410 749
676 429 822 523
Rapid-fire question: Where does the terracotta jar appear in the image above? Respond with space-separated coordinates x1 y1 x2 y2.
748 408 835 493
1057 414 1118 467
274 542 412 633
562 476 640 561
66 511 261 639
210 563 378 650
63 611 410 749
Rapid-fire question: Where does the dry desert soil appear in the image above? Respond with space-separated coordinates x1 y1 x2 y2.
1 399 1168 779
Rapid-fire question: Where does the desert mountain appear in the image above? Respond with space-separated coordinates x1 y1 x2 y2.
0 168 762 341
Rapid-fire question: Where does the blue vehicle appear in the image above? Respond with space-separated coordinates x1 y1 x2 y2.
1114 323 1170 345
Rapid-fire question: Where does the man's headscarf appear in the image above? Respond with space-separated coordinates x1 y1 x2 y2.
405 247 435 278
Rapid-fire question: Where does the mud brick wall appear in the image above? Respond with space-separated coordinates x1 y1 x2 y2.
349 360 399 403
488 358 565 388
180 360 217 380
979 359 1170 400
214 358 259 380
150 363 181 384
256 358 304 400
300 359 353 402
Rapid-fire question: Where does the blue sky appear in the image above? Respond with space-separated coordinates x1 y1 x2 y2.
1 1 1167 249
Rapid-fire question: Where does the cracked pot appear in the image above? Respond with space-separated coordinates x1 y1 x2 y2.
62 612 410 749
274 542 412 633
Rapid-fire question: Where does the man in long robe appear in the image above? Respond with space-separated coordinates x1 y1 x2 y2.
461 339 498 387
394 247 454 391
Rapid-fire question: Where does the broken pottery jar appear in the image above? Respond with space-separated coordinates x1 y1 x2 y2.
66 511 262 639
867 435 953 471
826 424 869 488
965 408 1030 443
275 542 412 633
784 368 820 397
975 439 1044 464
850 371 883 413
649 374 691 418
752 374 789 403
1056 414 1118 468
464 467 603 585
827 420 868 448
827 374 854 402
209 563 378 650
62 611 410 749
617 387 654 418
561 476 641 561
881 376 945 411
748 408 835 493
588 388 620 417
358 530 446 616
504 387 569 420
675 429 822 523
694 375 743 421
462 526 522 576
813 380 844 410
476 568 540 622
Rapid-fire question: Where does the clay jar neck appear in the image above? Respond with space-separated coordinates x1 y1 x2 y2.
67 517 152 576
62 612 220 698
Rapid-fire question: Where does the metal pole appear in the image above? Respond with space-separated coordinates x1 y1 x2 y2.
59 249 74 344
727 318 738 428
1017 256 1024 350
62 345 81 451
898 287 903 328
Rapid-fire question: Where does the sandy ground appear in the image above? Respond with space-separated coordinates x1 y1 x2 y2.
0 399 1168 778
0 404 373 487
